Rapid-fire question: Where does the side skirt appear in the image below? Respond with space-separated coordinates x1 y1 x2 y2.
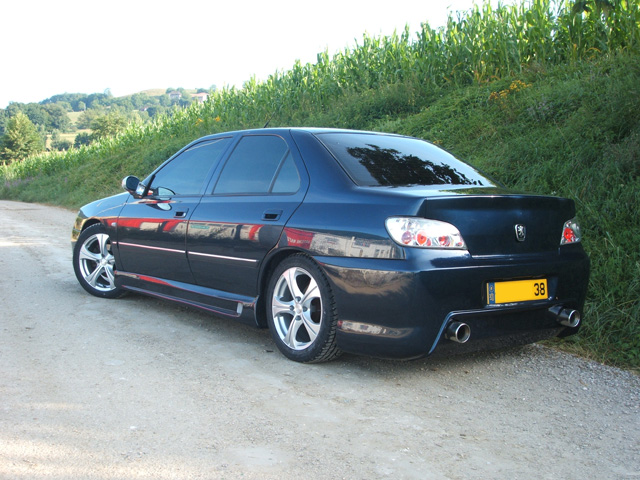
116 271 259 325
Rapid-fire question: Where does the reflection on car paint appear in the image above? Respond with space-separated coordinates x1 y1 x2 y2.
283 227 402 259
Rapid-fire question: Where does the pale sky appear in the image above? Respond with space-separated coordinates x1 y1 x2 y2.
1 0 517 108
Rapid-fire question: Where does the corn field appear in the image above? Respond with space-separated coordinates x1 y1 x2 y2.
1 0 639 183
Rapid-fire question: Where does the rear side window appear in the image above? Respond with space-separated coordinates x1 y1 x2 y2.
316 133 492 187
213 135 300 194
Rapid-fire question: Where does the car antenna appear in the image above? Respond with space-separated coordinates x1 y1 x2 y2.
263 113 273 129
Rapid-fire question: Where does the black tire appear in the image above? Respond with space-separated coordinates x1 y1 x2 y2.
73 223 126 299
266 255 342 363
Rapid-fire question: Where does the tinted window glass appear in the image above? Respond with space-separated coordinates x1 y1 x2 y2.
271 152 300 193
214 135 299 194
152 138 230 195
316 133 492 187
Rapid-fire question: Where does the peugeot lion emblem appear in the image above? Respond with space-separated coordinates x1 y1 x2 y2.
515 224 527 242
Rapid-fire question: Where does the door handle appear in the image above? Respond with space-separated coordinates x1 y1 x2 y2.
175 209 189 218
262 209 283 221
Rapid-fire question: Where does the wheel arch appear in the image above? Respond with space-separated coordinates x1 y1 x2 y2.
81 218 102 232
72 216 102 248
255 248 318 328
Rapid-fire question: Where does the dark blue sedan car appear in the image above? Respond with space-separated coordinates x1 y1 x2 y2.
72 128 590 362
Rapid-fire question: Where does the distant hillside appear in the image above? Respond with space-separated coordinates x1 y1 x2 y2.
136 89 169 97
0 87 212 156
134 88 199 98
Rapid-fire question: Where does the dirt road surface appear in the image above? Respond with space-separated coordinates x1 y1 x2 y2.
0 199 638 480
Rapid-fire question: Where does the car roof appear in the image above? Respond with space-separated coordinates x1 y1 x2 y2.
200 127 406 138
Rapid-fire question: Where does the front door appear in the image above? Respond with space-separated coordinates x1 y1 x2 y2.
115 137 233 284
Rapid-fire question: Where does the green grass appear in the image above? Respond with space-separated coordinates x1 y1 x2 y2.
387 56 640 370
1 0 639 370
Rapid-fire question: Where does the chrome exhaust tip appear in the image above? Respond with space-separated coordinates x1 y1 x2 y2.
445 322 471 343
548 306 581 328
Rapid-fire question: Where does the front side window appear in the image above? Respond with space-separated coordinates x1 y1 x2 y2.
213 135 300 194
316 133 493 187
151 138 231 196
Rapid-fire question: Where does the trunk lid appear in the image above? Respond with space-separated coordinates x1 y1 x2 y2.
418 194 576 256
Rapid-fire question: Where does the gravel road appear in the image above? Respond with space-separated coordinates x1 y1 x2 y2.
0 199 638 480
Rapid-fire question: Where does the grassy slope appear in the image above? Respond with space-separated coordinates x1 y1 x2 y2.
354 54 640 369
380 55 640 369
1 53 638 369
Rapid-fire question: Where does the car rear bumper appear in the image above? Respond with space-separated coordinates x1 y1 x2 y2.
316 246 590 359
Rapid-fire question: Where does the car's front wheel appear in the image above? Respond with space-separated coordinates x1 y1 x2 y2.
266 255 341 363
73 223 126 299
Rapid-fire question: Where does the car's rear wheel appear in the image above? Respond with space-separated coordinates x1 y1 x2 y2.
266 255 341 363
73 223 126 299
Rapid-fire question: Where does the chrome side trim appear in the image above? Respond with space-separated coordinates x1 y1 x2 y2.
116 242 257 264
188 251 258 264
117 242 185 255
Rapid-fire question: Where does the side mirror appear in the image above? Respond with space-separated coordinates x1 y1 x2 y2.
122 176 146 197
122 175 140 193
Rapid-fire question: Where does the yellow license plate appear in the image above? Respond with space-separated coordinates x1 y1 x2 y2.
487 279 548 305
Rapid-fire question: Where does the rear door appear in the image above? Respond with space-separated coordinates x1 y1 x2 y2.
186 132 309 298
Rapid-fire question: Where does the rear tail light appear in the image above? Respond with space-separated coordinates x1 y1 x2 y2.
386 217 466 249
560 218 582 245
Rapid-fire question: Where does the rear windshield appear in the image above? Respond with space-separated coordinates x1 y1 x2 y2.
316 132 492 187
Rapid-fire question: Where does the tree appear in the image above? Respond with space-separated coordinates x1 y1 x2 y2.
0 112 44 164
159 94 173 107
77 108 105 129
43 103 71 132
90 112 128 140
74 132 92 148
51 138 72 151
129 93 150 109
146 105 166 118
0 109 8 136
22 103 49 128
55 101 73 112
